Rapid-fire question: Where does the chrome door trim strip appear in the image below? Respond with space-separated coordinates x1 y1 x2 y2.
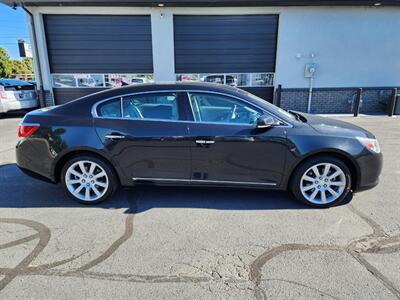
132 177 277 186
105 134 126 139
195 140 215 144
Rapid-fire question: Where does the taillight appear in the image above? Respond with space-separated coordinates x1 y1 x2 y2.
0 86 6 99
18 124 40 138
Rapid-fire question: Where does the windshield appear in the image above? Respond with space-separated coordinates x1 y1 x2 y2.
239 90 297 122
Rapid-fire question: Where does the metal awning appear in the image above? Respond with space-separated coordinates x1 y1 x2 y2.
1 0 399 7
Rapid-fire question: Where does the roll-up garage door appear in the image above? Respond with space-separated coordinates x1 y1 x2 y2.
174 15 278 102
44 15 153 104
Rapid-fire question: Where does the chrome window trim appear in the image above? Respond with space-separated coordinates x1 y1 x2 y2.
132 177 277 186
91 89 293 128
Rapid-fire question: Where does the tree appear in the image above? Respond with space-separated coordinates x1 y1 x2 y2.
0 48 34 78
0 48 13 78
21 57 34 74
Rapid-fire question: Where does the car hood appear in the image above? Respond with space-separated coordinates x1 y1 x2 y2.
301 113 375 138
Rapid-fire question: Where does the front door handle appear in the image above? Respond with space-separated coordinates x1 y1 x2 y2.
105 134 126 140
196 140 215 145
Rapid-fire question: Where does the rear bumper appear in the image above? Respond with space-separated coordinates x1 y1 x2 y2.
18 166 55 184
355 152 383 192
0 99 38 113
16 138 56 183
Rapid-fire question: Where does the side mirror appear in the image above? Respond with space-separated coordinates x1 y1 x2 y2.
256 114 277 129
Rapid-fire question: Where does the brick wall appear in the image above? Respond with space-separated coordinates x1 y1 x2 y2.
278 87 397 114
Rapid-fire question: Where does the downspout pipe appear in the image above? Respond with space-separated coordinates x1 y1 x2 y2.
21 5 46 107
307 77 313 113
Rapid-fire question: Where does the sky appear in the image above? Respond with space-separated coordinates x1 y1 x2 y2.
0 4 30 59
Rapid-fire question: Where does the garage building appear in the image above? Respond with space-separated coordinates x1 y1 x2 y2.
2 0 400 114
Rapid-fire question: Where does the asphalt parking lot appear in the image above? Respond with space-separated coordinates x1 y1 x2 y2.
0 113 399 299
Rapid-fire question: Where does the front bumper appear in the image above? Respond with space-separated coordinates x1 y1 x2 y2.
355 152 383 192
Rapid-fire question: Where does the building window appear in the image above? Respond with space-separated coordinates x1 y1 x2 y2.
52 74 154 88
176 73 274 87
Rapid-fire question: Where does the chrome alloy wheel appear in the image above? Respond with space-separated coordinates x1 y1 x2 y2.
300 163 346 205
65 160 109 202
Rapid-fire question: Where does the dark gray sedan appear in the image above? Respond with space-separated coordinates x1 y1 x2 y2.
16 83 382 207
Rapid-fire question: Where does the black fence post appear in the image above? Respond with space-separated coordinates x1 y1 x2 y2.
388 88 398 117
275 84 282 108
353 88 362 117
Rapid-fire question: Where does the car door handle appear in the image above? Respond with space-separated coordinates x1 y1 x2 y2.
196 140 215 144
105 134 126 140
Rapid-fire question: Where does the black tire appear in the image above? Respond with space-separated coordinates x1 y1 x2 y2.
290 156 352 208
61 154 118 204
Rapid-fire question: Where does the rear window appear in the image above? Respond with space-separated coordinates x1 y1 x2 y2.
0 80 35 91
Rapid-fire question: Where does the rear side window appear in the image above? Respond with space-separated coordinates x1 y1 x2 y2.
122 93 179 121
97 98 121 118
96 92 179 121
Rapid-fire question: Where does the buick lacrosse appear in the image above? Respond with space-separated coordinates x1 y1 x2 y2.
16 83 382 207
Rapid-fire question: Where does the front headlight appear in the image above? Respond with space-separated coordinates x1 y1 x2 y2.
356 137 381 153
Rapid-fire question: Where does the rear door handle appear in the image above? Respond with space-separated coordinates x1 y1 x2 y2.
105 134 126 140
196 140 215 144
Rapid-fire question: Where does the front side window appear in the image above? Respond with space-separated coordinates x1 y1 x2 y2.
188 92 262 125
123 93 179 121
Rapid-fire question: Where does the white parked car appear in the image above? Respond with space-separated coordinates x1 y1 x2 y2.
0 79 39 116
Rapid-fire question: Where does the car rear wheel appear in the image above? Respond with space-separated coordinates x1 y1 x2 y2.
291 156 352 208
61 155 117 204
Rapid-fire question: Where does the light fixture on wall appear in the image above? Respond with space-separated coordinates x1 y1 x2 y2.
158 3 165 7
374 2 382 6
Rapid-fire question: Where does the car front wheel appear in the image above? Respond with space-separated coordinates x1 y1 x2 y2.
61 155 117 204
291 156 352 208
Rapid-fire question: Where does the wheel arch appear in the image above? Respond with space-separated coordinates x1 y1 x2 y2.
287 150 360 191
53 148 124 186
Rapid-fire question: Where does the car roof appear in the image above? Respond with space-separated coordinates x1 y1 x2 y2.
67 81 244 106
50 82 250 117
46 81 296 125
0 78 33 86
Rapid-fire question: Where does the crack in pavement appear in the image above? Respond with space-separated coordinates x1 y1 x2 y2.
0 218 84 291
260 278 340 300
248 204 400 300
346 205 400 299
0 193 137 291
1 199 399 299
